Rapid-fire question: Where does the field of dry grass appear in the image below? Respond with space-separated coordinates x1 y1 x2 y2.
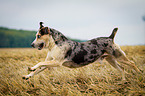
0 46 145 96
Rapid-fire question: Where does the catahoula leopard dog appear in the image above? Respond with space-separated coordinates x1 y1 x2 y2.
22 22 141 80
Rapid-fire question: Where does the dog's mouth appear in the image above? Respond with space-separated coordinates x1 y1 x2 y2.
38 43 44 50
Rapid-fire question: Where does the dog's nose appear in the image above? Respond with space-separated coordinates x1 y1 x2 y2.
31 43 35 48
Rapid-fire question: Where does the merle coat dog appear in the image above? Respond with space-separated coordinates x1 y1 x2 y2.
23 22 141 80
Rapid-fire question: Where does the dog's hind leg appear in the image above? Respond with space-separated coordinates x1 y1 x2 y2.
116 54 141 73
111 44 141 73
105 55 126 80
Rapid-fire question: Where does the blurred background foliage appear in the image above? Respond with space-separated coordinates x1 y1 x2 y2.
0 27 84 48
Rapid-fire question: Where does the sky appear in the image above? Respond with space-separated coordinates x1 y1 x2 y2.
0 0 145 45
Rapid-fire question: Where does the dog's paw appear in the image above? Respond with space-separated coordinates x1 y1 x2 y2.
22 76 29 80
28 67 36 71
22 77 28 80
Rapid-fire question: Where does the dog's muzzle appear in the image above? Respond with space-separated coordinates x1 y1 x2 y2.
31 42 44 50
31 43 35 48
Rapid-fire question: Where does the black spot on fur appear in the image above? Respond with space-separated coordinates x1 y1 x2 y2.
88 55 98 63
81 44 84 49
101 50 105 54
104 43 108 47
91 39 98 45
61 36 67 41
72 50 87 64
113 50 122 58
89 55 94 59
55 41 58 44
50 30 68 46
65 49 72 58
113 51 116 56
91 49 97 54
57 32 60 35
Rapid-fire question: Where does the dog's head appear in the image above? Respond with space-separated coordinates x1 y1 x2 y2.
31 22 51 50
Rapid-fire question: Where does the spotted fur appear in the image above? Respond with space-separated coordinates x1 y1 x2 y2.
49 28 115 66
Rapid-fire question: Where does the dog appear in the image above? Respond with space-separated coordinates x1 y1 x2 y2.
22 22 141 80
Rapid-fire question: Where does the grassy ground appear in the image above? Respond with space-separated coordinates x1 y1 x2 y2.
0 46 145 96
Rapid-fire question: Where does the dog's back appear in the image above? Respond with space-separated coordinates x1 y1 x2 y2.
64 28 118 66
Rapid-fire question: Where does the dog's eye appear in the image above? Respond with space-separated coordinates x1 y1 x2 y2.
37 35 41 38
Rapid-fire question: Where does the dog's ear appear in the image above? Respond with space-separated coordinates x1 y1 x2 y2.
40 27 50 35
45 27 51 34
40 22 44 29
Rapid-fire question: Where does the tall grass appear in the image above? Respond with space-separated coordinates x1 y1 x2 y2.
0 46 145 95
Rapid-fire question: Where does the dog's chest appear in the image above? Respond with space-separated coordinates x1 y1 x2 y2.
49 43 69 61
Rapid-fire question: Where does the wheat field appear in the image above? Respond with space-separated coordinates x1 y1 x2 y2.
0 46 145 96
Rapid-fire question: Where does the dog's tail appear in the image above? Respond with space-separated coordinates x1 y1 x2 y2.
109 28 118 41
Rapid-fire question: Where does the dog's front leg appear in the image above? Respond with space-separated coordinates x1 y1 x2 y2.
45 52 53 61
28 62 45 71
28 53 53 71
23 61 61 80
29 60 60 71
23 67 46 80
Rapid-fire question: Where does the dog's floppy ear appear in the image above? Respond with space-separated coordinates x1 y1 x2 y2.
39 22 51 35
40 27 51 35
45 27 51 34
40 22 44 29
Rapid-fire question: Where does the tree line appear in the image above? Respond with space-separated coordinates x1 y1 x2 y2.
0 27 84 48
